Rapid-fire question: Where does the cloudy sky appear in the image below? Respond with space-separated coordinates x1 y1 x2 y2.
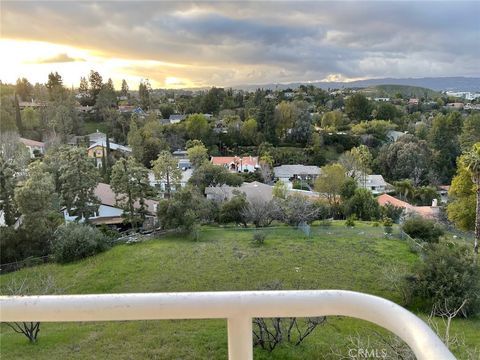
1 1 479 89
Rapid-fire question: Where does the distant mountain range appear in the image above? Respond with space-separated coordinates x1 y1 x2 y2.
232 77 480 92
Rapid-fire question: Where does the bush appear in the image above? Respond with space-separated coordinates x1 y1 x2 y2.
253 231 267 245
52 223 110 263
408 243 480 317
383 217 393 235
402 216 444 243
345 216 355 227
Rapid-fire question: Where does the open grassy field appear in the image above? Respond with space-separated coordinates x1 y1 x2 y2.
1 222 478 359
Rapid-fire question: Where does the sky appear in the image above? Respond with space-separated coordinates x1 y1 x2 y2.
1 1 479 89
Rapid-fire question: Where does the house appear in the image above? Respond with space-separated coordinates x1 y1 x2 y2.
19 137 45 158
169 114 186 124
386 130 407 142
205 181 273 203
377 194 440 219
87 142 132 167
445 102 464 110
148 168 193 196
211 156 259 173
273 164 321 184
63 183 158 228
357 175 390 195
408 98 419 106
374 97 390 102
172 149 188 158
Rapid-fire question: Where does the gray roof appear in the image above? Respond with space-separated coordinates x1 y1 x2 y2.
169 114 186 121
358 175 388 187
274 164 321 178
205 181 273 203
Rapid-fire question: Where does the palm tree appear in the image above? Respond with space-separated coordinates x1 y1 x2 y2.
461 142 480 255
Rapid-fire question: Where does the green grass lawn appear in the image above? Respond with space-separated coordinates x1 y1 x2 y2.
1 222 478 359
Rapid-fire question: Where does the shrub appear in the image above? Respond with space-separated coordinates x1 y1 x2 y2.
408 243 480 317
52 223 110 263
383 217 393 235
345 216 355 227
253 231 267 245
402 216 444 243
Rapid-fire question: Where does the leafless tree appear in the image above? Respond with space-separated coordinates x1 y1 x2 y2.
242 199 282 227
281 193 320 227
253 316 326 352
3 275 61 343
428 299 468 349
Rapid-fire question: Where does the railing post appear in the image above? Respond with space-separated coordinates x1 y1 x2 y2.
227 316 252 360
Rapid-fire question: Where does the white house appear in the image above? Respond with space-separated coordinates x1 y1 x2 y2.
273 164 321 184
357 175 389 195
148 168 193 195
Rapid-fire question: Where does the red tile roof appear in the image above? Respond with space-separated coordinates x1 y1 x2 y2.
377 194 413 209
211 156 259 167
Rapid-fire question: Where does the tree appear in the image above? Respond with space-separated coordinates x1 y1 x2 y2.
321 111 343 130
345 93 372 121
110 157 150 228
351 120 396 140
447 161 475 233
95 81 117 120
428 113 461 183
350 145 372 187
157 186 212 232
88 70 103 103
187 141 209 168
0 152 20 226
14 94 23 135
15 78 33 101
59 147 100 221
4 275 60 343
257 100 277 144
52 223 110 263
78 76 92 106
460 143 480 255
314 163 346 206
376 135 431 186
152 151 182 198
402 216 444 243
460 114 480 152
242 199 280 227
139 79 151 110
47 94 77 143
189 163 243 193
273 180 288 199
344 188 380 221
409 243 479 317
121 79 129 97
185 114 210 142
376 103 400 121
14 162 59 255
289 103 312 145
275 101 296 140
281 194 320 226
240 118 258 145
46 72 64 99
219 193 249 227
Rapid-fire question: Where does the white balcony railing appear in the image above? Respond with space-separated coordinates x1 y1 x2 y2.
0 290 455 360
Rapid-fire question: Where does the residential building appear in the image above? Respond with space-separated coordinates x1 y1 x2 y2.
386 130 407 142
273 164 321 184
169 114 187 124
205 181 273 203
148 168 193 195
19 137 45 158
63 183 158 228
211 156 259 173
445 102 464 110
87 142 132 167
357 175 390 195
377 194 440 219
408 98 419 105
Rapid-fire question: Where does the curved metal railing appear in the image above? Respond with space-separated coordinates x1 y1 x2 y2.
0 290 456 359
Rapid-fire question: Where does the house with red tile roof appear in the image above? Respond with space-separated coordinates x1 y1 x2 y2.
377 193 440 219
211 156 259 173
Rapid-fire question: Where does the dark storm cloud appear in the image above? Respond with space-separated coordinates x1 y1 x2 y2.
2 1 479 85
